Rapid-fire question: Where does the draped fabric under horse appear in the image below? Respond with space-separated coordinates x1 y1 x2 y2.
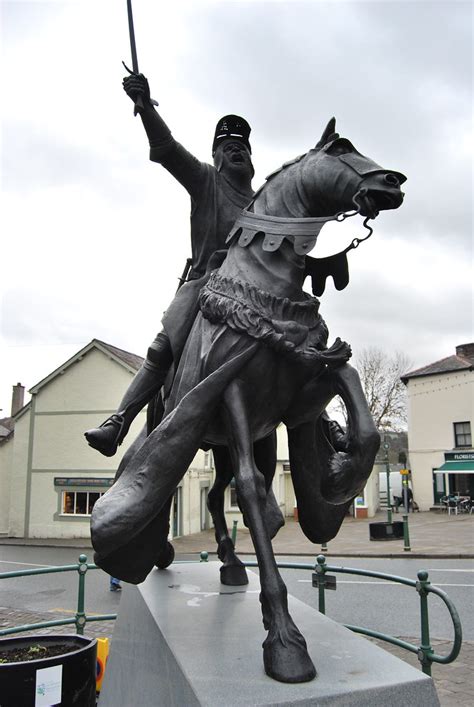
91 119 406 683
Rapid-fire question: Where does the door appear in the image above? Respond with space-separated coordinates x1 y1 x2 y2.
432 471 446 504
200 487 209 531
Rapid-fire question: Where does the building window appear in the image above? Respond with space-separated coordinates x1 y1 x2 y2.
229 478 239 509
454 422 472 448
62 491 104 516
204 450 213 470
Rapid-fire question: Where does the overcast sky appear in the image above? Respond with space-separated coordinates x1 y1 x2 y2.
1 0 472 414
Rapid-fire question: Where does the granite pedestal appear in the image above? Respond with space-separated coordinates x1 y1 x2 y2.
99 562 439 706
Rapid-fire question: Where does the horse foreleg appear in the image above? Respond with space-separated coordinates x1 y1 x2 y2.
208 445 248 586
223 380 316 683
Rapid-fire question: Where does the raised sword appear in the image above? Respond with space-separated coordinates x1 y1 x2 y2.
123 0 158 115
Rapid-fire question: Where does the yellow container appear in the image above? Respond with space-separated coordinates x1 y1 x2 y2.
96 637 109 693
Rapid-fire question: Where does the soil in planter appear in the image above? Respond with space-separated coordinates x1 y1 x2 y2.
0 642 77 663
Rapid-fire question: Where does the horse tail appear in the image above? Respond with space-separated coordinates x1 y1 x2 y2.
288 403 379 543
288 419 352 543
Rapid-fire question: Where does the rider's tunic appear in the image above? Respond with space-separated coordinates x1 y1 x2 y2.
149 140 253 360
151 141 252 280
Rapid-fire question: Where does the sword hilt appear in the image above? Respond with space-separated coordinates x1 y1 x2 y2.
122 61 158 116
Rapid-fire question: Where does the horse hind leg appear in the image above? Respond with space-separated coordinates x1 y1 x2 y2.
253 431 285 539
223 380 316 683
207 445 248 586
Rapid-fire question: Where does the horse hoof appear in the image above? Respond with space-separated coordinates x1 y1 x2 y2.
263 627 316 683
220 562 249 586
155 541 175 570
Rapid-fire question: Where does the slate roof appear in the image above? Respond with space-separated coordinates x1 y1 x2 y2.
0 417 15 434
401 353 474 383
94 340 144 371
30 339 144 395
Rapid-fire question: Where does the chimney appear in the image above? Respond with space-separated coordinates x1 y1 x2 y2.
11 383 25 416
456 343 474 363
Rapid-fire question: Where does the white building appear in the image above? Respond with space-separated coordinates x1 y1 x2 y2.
0 339 386 542
0 340 291 541
401 343 474 510
0 340 217 540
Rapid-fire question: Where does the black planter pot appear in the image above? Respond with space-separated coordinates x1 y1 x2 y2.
369 521 404 541
0 634 97 707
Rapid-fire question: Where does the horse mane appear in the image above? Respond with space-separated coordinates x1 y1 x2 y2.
250 118 340 205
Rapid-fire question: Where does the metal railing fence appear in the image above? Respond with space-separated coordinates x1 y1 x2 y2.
0 552 462 677
244 554 463 676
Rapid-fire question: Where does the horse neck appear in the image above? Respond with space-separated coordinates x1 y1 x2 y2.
252 162 315 218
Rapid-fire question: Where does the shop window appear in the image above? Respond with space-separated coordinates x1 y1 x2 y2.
454 422 471 448
62 491 104 516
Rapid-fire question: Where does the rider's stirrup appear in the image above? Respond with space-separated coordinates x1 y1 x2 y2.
84 414 126 457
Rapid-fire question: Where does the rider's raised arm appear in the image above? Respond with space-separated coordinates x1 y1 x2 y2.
123 73 205 196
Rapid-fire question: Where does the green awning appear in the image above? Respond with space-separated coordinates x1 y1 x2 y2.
434 461 474 474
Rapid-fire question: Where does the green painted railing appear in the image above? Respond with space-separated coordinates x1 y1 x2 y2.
1 551 462 677
0 554 117 637
244 554 463 676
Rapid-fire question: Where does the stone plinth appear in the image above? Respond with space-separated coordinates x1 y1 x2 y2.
99 561 439 706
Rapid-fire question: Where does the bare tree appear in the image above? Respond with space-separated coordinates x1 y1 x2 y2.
331 348 411 431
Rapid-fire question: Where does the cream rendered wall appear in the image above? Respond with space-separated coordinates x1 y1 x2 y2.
24 348 147 539
0 436 14 534
35 348 132 413
7 412 31 537
406 370 474 510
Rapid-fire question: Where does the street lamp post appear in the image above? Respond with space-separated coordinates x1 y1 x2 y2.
383 441 392 524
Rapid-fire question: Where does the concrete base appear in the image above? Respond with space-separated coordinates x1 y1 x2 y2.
99 562 439 706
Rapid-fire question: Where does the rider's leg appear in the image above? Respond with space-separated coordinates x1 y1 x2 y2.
85 331 173 456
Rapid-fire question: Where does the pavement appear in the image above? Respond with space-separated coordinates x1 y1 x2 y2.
1 510 473 705
1 509 472 558
172 508 474 558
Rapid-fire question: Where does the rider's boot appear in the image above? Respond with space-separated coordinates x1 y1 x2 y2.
85 333 172 457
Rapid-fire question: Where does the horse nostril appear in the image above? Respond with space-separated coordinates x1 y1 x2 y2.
384 173 399 186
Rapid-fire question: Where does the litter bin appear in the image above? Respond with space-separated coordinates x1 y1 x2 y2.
369 521 404 541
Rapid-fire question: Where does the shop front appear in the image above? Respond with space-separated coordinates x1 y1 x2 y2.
433 450 474 503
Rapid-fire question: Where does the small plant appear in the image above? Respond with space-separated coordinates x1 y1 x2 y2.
28 645 47 656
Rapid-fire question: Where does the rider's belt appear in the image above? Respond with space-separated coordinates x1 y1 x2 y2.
199 271 329 363
226 210 336 256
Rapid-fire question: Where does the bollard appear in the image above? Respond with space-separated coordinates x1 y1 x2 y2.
75 554 88 635
200 551 209 562
402 514 411 551
315 555 327 615
416 570 434 675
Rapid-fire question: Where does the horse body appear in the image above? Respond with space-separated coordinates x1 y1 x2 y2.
91 120 405 683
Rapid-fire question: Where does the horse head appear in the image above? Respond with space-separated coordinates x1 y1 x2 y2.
305 118 406 218
259 118 406 221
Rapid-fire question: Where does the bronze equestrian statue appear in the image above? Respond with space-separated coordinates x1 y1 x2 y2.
85 73 291 581
90 85 406 681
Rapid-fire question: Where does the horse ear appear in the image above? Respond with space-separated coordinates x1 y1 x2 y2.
315 117 339 149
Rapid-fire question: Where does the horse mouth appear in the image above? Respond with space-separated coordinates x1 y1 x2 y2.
360 188 404 218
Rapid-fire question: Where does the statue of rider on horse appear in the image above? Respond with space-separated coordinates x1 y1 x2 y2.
88 62 406 683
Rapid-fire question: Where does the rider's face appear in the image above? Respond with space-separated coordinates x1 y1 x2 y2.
215 140 253 177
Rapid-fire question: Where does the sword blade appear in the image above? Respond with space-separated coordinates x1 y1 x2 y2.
126 0 139 74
